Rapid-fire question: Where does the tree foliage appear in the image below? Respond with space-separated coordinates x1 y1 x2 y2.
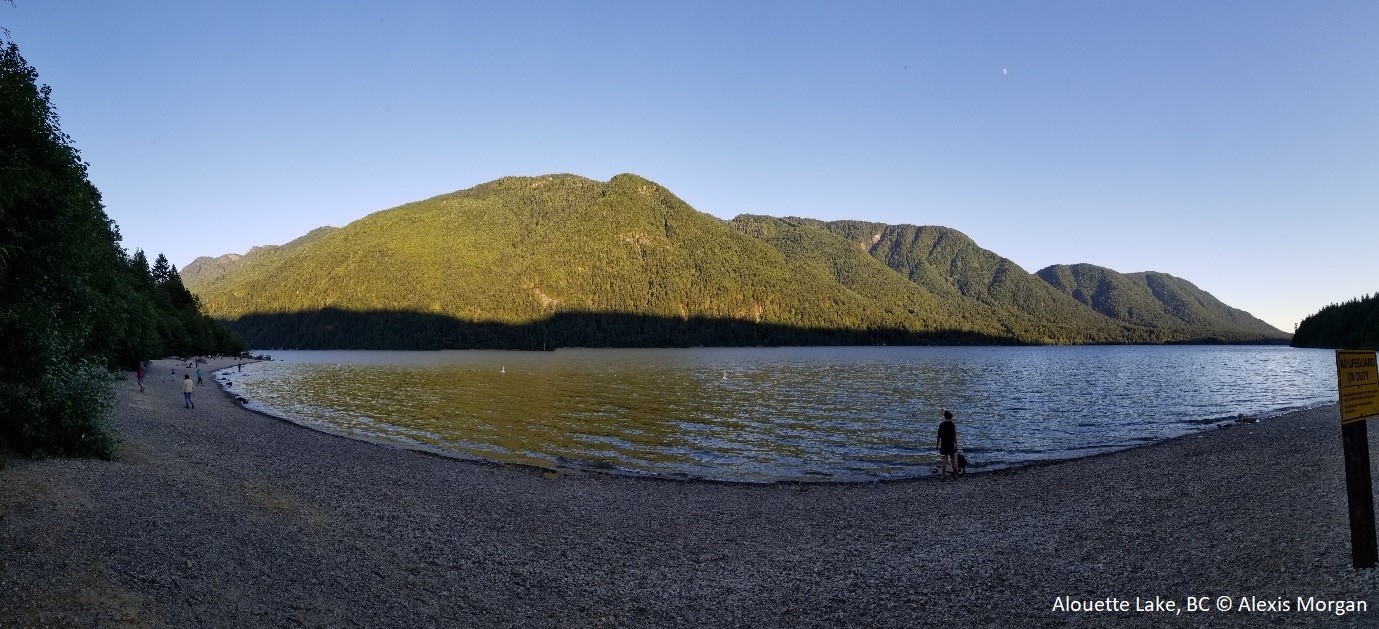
0 39 245 458
1292 294 1379 350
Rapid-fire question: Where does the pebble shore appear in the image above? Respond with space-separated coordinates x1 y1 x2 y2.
2 357 1377 627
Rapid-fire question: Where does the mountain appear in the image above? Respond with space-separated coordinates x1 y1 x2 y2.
1036 264 1285 341
189 174 915 329
183 226 338 287
799 220 1141 343
182 173 1289 349
726 215 1004 335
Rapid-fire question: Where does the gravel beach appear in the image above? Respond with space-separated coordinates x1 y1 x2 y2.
3 357 1376 628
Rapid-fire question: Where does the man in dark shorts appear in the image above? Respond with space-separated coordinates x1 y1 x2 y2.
937 409 958 480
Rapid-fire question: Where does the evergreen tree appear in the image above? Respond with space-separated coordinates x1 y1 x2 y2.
0 38 246 458
151 252 173 285
1293 294 1379 350
1 38 122 457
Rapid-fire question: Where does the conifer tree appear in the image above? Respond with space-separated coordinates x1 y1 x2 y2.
1 38 121 457
0 38 245 457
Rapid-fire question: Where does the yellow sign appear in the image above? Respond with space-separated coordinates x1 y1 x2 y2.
1337 350 1379 424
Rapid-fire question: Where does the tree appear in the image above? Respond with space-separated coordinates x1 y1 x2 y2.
0 38 247 458
1 38 121 457
151 252 173 284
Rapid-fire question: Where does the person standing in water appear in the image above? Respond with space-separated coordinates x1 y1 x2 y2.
937 409 958 480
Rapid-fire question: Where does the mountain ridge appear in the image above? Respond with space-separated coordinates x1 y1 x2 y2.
183 173 1288 349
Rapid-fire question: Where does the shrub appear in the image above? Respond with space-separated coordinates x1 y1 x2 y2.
1 355 116 460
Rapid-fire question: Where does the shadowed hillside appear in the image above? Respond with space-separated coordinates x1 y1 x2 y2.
222 309 1019 351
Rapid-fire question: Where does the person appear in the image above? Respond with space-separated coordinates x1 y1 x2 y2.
182 374 195 409
136 365 145 393
237 362 242 372
195 367 204 386
937 409 958 480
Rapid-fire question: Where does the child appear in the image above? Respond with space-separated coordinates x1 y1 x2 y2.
182 374 195 409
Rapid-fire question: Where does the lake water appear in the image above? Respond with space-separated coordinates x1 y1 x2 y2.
218 346 1338 483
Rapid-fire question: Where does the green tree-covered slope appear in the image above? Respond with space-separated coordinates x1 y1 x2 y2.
183 226 339 287
1037 263 1286 342
727 215 1004 337
1292 294 1379 349
802 219 1148 343
184 174 1289 349
189 174 931 333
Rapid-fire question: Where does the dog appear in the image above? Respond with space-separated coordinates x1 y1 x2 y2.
931 449 968 477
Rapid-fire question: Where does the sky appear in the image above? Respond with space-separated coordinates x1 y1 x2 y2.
5 1 1376 333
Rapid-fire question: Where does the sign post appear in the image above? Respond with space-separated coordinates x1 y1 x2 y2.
1336 349 1379 569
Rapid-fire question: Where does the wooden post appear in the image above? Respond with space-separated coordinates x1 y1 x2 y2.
1342 420 1377 569
1337 349 1379 569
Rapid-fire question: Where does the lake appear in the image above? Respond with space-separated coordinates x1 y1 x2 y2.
218 345 1337 483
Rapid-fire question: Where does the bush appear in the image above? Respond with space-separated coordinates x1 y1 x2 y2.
2 357 116 460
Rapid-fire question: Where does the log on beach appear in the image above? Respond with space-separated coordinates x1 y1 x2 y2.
2 357 1377 627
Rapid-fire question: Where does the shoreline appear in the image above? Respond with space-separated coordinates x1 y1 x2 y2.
3 357 1377 627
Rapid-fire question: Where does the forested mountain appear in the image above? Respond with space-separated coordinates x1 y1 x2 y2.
183 174 1289 349
726 215 1002 335
802 220 1142 343
1036 264 1285 340
1292 294 1379 350
191 175 859 325
181 226 339 287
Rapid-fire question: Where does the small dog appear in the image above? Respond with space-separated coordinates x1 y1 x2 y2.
931 449 968 477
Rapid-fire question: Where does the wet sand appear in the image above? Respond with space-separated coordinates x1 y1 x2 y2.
2 357 1376 627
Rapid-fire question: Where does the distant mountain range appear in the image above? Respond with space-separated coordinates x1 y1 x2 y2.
182 174 1287 350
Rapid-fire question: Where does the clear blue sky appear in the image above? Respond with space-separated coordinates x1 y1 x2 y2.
6 1 1376 332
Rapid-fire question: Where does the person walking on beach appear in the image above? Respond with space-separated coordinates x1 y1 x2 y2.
195 367 204 386
937 409 958 480
182 374 195 409
136 365 146 393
